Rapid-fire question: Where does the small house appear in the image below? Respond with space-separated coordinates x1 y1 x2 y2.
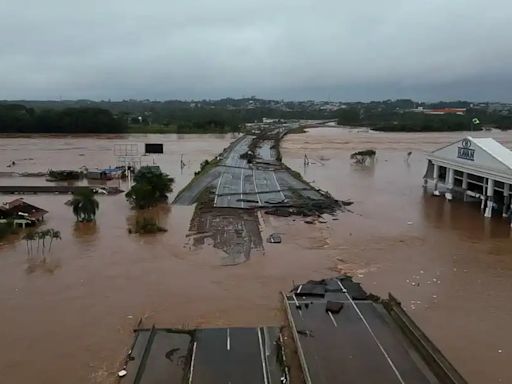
0 199 48 228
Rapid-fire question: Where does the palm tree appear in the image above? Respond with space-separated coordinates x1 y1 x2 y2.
126 167 174 209
71 188 99 222
36 230 42 254
22 230 36 256
48 229 61 252
37 230 49 256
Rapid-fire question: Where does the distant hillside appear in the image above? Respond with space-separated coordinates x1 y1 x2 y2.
0 98 511 133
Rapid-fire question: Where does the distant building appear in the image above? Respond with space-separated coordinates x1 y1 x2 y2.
424 137 512 221
411 107 466 115
424 108 466 115
0 198 48 228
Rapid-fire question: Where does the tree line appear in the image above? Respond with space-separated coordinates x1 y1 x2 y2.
0 103 336 133
2 98 511 133
337 107 512 131
0 104 127 133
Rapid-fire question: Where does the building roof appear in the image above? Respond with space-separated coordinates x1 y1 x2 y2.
0 199 48 221
471 137 512 170
427 136 512 181
430 108 466 113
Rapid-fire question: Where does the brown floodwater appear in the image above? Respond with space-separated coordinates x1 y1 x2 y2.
282 128 512 384
0 130 511 383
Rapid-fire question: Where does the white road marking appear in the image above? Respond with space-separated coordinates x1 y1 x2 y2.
216 136 250 208
252 168 262 206
272 171 286 200
240 167 244 208
188 341 197 384
214 170 225 206
327 311 338 327
292 293 303 318
257 328 269 384
336 280 406 384
226 328 230 351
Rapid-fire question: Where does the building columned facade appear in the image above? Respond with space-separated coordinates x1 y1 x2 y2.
424 137 512 222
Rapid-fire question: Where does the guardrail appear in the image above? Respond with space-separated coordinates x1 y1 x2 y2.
281 292 313 384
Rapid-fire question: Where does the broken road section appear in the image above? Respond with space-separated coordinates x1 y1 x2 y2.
284 276 467 384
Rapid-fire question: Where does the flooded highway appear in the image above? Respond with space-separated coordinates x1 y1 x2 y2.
0 130 511 383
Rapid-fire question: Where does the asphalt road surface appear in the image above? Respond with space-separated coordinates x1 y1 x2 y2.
124 327 284 383
213 130 322 208
190 327 283 384
213 134 286 208
286 278 439 384
174 124 328 208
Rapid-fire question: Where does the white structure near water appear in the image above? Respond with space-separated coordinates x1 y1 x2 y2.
424 137 512 222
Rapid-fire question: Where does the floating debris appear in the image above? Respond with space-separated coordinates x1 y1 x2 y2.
267 233 282 244
118 369 127 377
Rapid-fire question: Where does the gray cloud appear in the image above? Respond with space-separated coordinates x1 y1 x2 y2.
1 0 511 101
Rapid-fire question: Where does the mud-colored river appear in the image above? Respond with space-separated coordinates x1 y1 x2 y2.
0 130 510 383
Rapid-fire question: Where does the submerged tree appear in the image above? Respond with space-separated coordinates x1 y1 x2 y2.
0 220 17 241
71 188 99 222
22 229 36 255
48 229 61 252
350 149 376 165
126 167 174 209
22 228 61 257
131 217 167 234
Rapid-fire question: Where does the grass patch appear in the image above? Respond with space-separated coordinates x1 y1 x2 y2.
194 158 220 176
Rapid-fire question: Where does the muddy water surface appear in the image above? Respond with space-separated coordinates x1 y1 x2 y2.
0 133 335 384
282 128 512 384
0 131 511 383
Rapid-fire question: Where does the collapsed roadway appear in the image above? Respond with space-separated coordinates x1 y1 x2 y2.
174 122 341 265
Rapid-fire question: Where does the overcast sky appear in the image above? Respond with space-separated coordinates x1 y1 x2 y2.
1 0 511 101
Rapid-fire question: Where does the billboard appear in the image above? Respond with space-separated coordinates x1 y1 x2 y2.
145 143 164 154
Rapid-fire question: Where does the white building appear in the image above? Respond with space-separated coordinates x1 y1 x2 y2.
424 137 512 221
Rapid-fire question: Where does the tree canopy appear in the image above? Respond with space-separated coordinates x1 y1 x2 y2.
126 167 174 209
0 105 126 133
71 188 100 222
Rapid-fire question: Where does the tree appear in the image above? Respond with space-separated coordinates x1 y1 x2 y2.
71 188 99 222
337 108 361 125
0 105 127 134
0 220 16 241
126 167 174 209
22 228 61 257
48 229 61 252
22 230 36 255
